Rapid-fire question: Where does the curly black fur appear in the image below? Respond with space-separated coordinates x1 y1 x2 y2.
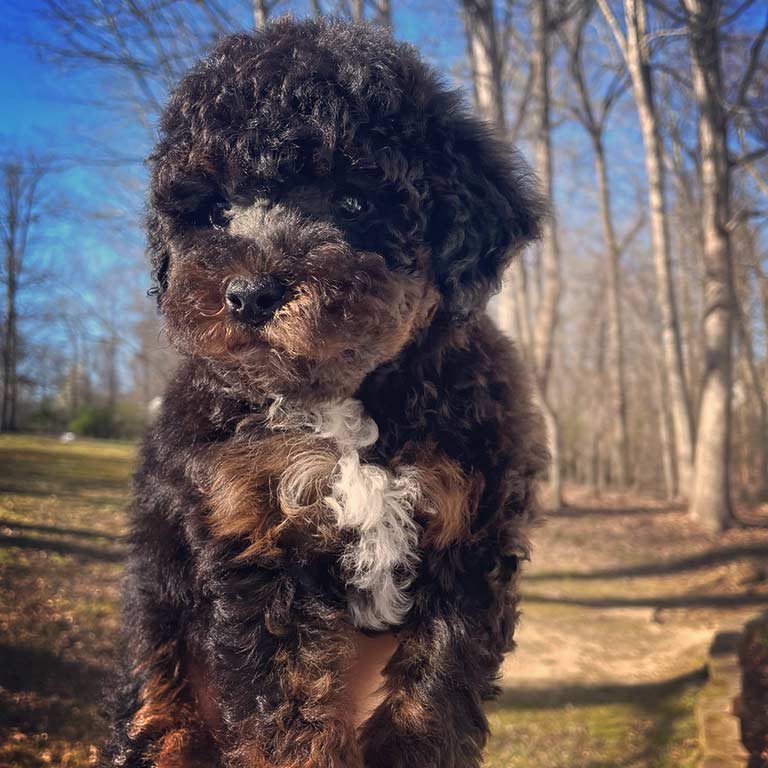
105 16 548 768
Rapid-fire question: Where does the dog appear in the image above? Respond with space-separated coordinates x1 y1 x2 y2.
105 16 548 768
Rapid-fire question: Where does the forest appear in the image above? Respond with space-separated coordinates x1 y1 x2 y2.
2 0 767 535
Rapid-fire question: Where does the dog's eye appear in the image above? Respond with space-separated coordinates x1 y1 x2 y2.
333 190 371 220
209 200 232 229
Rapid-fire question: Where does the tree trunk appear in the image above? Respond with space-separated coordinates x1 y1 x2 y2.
737 308 768 498
461 0 505 132
1 269 17 431
461 1 519 348
253 0 268 28
684 0 735 531
107 335 118 419
657 364 677 498
532 0 563 508
374 0 391 27
620 0 695 496
462 0 560 506
593 136 631 486
591 313 609 495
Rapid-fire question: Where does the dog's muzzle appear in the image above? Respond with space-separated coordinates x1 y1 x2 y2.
225 275 287 326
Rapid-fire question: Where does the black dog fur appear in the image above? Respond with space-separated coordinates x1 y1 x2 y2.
104 16 548 768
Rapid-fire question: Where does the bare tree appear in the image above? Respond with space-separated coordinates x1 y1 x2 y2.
460 0 532 346
312 0 391 24
562 2 632 486
596 0 696 496
461 0 506 131
38 0 256 134
677 0 735 530
736 294 768 499
253 0 268 27
373 0 392 27
529 0 566 508
1 160 46 432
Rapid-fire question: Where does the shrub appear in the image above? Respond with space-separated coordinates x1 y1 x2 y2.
68 406 116 438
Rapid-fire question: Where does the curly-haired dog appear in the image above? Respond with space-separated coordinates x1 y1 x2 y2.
105 16 548 768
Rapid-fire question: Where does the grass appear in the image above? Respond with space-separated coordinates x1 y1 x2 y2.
0 434 740 767
483 673 701 768
0 434 132 767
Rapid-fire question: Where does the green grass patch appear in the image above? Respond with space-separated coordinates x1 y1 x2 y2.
0 434 133 767
484 672 702 768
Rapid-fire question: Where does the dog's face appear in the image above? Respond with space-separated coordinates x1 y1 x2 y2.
148 19 542 402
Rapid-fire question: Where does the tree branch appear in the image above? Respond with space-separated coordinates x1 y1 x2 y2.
734 9 768 113
595 0 629 63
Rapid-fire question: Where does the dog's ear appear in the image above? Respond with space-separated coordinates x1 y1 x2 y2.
426 107 544 320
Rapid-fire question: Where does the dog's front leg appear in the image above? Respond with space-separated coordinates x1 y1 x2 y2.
359 607 504 768
208 567 364 768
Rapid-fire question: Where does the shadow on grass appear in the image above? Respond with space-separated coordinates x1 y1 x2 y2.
490 668 705 768
490 667 705 712
0 643 107 697
0 517 121 542
0 642 108 740
0 451 131 497
529 543 768 581
547 504 685 520
523 591 768 609
0 533 124 562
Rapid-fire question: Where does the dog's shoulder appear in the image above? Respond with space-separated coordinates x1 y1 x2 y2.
364 315 544 469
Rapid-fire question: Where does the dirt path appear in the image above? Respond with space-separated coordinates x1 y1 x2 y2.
505 488 768 688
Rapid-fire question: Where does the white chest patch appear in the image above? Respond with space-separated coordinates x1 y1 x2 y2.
267 397 421 630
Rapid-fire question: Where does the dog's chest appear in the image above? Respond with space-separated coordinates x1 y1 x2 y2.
267 398 421 631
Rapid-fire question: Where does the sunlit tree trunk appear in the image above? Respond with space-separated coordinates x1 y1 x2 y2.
461 0 505 131
597 0 695 498
658 367 677 499
374 0 391 27
461 0 515 344
563 7 631 487
683 0 735 531
594 135 630 486
737 306 768 499
461 0 561 506
531 0 563 508
462 0 518 362
253 0 268 28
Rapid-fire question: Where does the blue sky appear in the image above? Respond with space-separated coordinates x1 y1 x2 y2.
0 0 639 269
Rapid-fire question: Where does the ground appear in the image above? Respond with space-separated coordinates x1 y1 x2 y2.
1 435 767 767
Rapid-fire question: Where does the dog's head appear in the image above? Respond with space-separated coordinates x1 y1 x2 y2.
148 17 542 402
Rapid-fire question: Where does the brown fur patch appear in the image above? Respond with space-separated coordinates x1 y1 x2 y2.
163 259 256 357
128 643 219 768
205 433 343 559
396 444 483 549
129 642 184 738
152 728 194 768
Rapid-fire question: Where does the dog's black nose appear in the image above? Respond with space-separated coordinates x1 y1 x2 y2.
225 276 287 325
